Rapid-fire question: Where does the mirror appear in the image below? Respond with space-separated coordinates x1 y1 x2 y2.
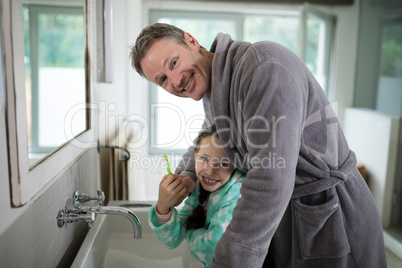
23 0 87 167
4 0 94 207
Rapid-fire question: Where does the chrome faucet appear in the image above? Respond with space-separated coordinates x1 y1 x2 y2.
78 205 141 238
56 190 142 239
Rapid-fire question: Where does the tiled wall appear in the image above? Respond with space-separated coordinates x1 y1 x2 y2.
0 148 99 267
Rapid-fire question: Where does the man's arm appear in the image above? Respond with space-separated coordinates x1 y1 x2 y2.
210 59 305 267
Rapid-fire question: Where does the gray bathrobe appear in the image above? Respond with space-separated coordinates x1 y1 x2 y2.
176 33 386 267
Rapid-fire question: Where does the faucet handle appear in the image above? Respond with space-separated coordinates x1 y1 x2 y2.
74 190 105 205
97 190 105 205
56 209 96 228
84 211 96 227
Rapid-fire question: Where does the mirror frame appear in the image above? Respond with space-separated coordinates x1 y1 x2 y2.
3 0 97 207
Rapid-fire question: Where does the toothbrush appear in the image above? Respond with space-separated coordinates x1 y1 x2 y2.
163 153 172 175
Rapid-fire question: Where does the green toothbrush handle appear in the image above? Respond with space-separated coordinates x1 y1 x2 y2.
164 153 172 175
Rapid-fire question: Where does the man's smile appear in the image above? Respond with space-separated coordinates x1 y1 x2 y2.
182 74 193 93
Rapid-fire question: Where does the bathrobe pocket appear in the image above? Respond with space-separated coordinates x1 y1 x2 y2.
293 193 351 260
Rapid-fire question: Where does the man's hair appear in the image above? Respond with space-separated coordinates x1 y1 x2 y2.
129 23 187 78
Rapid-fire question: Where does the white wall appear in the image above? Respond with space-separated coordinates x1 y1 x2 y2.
98 0 145 143
0 108 17 232
344 108 400 227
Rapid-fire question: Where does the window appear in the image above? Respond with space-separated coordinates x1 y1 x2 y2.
147 5 334 155
381 18 402 242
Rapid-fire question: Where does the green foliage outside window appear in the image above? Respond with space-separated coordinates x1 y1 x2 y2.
380 22 402 78
38 14 84 68
23 6 84 69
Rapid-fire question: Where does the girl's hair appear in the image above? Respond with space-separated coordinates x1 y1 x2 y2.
186 124 217 230
194 124 217 153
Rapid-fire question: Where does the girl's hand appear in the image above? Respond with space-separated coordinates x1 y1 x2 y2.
173 175 195 206
156 174 188 214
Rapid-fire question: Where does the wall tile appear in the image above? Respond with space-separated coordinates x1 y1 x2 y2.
0 148 99 267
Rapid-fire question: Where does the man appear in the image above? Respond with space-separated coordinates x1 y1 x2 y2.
130 23 387 267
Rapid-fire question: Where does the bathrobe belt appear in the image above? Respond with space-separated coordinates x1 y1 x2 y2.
292 151 357 199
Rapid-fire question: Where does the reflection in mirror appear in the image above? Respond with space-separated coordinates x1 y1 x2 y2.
23 1 87 167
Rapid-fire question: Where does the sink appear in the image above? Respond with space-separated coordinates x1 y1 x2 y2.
118 203 153 208
71 201 203 268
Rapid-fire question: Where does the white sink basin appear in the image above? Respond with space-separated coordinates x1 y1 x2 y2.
72 201 203 268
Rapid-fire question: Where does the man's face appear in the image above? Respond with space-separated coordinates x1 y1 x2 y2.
140 33 212 101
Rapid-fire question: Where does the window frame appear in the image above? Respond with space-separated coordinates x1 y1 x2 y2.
301 3 335 95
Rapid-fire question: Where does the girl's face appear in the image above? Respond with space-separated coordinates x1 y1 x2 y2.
195 135 235 192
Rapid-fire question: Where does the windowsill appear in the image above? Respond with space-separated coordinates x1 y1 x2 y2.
28 153 47 166
384 228 402 260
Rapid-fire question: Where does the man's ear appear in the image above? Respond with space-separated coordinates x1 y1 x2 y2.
184 32 200 50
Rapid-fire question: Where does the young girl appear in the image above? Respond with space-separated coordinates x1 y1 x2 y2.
148 124 245 267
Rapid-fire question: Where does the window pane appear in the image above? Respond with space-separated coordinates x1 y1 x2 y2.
158 18 237 49
305 13 330 93
244 15 299 54
152 88 204 149
379 22 402 77
23 7 32 148
37 12 85 147
24 5 86 162
376 20 402 117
